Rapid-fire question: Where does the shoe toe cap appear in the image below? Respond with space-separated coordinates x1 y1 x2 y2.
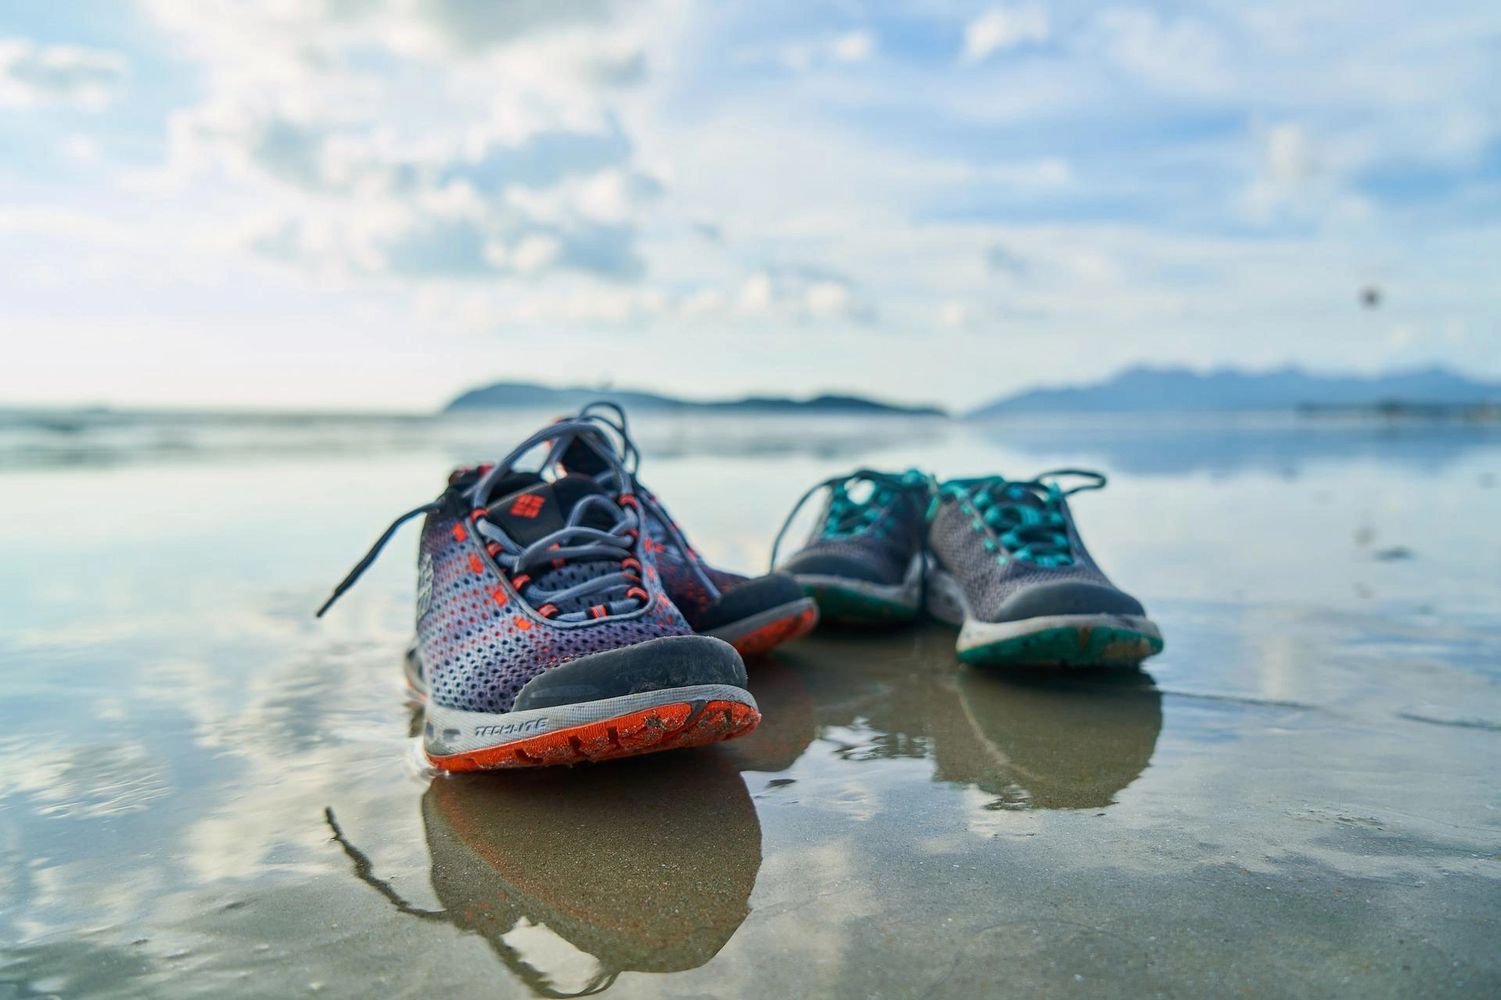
781 549 895 585
993 580 1146 622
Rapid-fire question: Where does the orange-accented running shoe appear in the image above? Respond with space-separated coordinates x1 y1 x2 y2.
317 415 759 770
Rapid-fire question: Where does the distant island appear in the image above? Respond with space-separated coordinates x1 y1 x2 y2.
444 382 946 417
444 366 1501 421
969 365 1501 417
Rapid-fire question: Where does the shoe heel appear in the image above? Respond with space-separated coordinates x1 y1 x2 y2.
923 567 967 627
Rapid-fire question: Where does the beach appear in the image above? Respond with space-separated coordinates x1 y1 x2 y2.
2 409 1498 998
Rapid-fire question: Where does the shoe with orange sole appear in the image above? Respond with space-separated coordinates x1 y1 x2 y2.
318 414 759 770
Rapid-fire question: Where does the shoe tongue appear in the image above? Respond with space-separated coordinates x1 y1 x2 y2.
486 474 615 547
558 435 612 478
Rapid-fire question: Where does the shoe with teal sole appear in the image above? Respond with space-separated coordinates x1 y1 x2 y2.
772 468 935 625
925 470 1163 667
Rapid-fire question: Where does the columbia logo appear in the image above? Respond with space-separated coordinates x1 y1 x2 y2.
509 494 545 518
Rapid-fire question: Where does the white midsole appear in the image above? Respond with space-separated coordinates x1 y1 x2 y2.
793 551 925 608
423 683 756 757
955 613 1162 654
925 568 1159 652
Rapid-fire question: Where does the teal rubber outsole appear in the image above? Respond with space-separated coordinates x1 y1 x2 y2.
958 625 1164 668
802 583 919 627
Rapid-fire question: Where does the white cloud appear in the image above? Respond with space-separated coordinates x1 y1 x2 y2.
130 3 669 284
0 38 125 110
940 300 969 328
1240 122 1375 229
3 2 1500 409
737 272 774 313
60 133 101 165
738 29 879 71
962 6 1050 63
512 233 563 274
831 30 876 63
680 286 725 317
1090 9 1226 92
967 157 1073 189
804 280 851 317
1265 123 1314 184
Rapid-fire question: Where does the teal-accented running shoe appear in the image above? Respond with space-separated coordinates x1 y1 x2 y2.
925 470 1163 667
771 469 935 625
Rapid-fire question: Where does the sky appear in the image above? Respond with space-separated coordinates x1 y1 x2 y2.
0 0 1498 412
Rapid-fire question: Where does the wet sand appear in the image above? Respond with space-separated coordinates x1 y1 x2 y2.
2 411 1497 997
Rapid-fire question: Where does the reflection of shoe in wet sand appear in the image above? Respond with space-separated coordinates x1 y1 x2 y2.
777 625 1160 810
330 753 761 995
936 668 1162 809
718 657 818 773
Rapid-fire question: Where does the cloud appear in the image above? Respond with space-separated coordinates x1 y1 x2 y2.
140 0 615 63
742 264 875 323
831 30 876 64
251 194 647 281
1089 9 1226 92
175 100 640 200
445 124 634 193
962 6 1050 63
804 279 851 317
137 3 664 285
985 244 1030 277
586 47 649 87
738 29 879 71
0 38 126 110
60 134 101 165
737 272 773 312
1239 122 1374 229
4 2 1500 408
940 300 969 328
401 0 614 53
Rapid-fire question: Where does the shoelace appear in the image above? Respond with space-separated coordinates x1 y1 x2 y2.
473 491 646 622
316 418 647 620
556 400 725 598
940 469 1106 568
769 468 936 569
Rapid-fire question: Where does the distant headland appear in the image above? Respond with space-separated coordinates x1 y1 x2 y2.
442 366 1500 420
968 365 1501 417
443 382 946 417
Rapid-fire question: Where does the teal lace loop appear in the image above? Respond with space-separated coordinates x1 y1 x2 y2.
940 469 1106 568
770 468 936 569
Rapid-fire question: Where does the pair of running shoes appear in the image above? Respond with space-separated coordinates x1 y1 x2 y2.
318 403 1162 772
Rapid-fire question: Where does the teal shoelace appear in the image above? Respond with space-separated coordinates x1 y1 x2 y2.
940 469 1106 568
770 468 936 569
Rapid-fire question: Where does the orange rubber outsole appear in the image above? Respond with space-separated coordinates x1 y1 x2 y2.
426 699 761 771
729 605 819 658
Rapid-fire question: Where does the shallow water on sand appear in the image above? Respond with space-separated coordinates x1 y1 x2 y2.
1 411 1498 998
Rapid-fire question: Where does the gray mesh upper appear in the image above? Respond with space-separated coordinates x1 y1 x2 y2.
926 492 1127 622
780 491 925 585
